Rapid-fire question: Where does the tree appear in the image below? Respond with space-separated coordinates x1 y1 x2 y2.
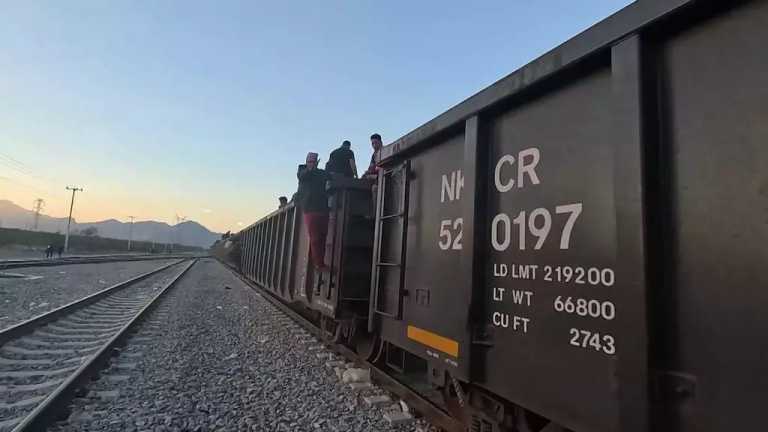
81 226 98 237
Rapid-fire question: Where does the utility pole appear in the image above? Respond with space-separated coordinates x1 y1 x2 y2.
166 218 173 253
64 186 83 253
174 214 187 252
32 198 45 231
127 216 135 252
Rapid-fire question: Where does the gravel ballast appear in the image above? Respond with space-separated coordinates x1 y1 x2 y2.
51 258 425 431
0 263 188 432
0 259 181 331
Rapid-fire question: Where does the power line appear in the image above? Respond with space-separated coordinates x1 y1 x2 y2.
0 151 64 194
0 154 45 181
0 151 30 169
0 176 46 195
0 153 34 172
0 164 59 201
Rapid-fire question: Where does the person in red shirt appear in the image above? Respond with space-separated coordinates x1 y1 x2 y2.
297 152 331 271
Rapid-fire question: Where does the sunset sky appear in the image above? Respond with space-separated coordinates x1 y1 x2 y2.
1 1 631 233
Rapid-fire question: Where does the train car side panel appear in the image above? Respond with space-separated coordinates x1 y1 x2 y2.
374 132 474 378
655 2 768 430
479 65 620 432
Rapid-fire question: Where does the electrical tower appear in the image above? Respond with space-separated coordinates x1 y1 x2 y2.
32 198 45 231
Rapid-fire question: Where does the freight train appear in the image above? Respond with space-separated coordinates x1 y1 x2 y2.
216 1 768 431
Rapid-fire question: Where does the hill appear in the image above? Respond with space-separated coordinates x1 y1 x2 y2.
0 200 220 248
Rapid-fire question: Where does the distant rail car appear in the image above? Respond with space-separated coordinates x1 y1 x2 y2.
237 178 375 343
229 1 768 431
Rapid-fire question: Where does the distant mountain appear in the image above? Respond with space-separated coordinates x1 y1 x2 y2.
0 199 70 233
0 200 221 248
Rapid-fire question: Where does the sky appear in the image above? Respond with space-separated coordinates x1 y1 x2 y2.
0 0 632 233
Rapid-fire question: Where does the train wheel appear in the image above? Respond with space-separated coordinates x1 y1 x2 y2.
442 376 471 426
354 332 382 362
319 316 341 343
513 406 550 432
332 322 345 344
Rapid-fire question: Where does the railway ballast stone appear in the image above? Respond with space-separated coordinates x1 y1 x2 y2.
342 367 371 383
364 394 393 407
384 410 416 426
48 258 419 432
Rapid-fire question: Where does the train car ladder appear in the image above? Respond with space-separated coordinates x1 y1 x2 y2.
371 160 410 323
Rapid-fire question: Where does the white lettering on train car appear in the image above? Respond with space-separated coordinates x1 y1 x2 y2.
493 287 505 301
441 170 464 203
489 146 619 356
437 169 464 251
511 290 533 306
494 147 541 192
511 264 538 280
491 204 582 251
492 312 530 333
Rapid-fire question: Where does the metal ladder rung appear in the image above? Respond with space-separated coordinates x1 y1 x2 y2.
380 212 404 220
376 262 401 267
340 297 369 302
374 309 397 318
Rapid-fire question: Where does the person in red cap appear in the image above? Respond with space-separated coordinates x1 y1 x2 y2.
297 152 331 271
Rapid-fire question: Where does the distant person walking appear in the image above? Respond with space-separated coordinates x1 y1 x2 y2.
297 152 330 271
57 245 64 259
44 245 53 260
325 140 357 178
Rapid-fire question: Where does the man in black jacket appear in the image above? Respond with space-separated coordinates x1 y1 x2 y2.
325 140 357 178
297 152 330 270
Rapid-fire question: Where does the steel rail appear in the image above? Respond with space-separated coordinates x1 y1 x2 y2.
0 259 184 346
9 258 197 432
219 260 463 432
0 254 201 271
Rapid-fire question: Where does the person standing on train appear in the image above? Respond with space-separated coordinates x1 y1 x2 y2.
363 134 384 218
325 140 357 178
363 133 383 178
297 152 331 271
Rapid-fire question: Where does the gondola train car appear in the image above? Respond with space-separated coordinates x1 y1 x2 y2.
238 176 377 345
231 1 768 431
211 232 242 271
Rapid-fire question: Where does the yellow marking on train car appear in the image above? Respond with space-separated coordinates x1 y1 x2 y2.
406 325 459 357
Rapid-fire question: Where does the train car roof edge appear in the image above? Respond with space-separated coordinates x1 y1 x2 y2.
380 0 694 163
239 202 297 233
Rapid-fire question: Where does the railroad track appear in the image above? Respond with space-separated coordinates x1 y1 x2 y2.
0 254 197 271
0 258 196 432
219 261 463 432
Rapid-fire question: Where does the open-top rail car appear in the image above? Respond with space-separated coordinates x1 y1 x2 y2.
225 1 768 430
